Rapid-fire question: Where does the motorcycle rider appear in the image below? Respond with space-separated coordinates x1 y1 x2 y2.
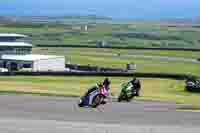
103 78 111 91
129 77 141 96
84 78 111 96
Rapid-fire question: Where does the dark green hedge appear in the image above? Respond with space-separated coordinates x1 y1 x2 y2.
0 71 197 80
36 44 200 52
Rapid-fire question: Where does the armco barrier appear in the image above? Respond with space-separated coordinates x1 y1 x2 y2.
65 64 126 72
0 71 197 80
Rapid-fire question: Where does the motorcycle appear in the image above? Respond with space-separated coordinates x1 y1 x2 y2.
185 78 200 92
78 84 109 108
118 82 137 102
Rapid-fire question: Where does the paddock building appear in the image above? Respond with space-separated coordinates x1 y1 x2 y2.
0 33 65 72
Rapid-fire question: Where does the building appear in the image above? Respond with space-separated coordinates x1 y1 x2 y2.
84 25 88 31
0 33 65 72
0 33 27 42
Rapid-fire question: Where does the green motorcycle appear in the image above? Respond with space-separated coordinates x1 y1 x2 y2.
118 82 137 102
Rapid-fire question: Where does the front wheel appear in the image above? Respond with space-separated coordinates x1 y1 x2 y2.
118 91 126 102
78 99 84 107
117 97 122 102
126 95 134 102
118 93 123 102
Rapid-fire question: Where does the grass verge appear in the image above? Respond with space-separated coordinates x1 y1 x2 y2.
0 76 200 105
177 106 200 111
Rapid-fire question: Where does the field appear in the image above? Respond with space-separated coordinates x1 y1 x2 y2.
33 47 200 75
1 20 200 76
1 21 200 49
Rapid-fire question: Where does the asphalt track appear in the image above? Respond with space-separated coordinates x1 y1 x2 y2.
0 95 200 133
113 54 199 63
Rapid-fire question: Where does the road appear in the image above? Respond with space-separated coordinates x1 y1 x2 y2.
113 54 199 63
0 95 200 133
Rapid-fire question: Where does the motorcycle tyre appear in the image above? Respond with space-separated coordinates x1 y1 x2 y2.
91 94 103 108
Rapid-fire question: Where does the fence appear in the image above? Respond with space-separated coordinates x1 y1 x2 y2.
0 71 198 80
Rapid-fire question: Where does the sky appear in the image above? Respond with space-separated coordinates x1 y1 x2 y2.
0 0 199 19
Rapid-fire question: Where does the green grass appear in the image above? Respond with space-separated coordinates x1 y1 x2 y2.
1 22 200 48
33 47 200 76
177 106 200 111
0 76 200 105
33 47 200 58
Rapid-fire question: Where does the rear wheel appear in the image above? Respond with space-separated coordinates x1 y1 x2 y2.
100 100 107 104
92 95 103 108
118 97 122 102
125 94 131 102
135 88 140 96
135 92 139 96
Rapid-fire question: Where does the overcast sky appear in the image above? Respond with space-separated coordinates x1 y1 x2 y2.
0 0 199 19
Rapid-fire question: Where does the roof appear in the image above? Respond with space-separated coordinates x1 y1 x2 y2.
0 33 27 38
1 54 65 61
0 42 32 47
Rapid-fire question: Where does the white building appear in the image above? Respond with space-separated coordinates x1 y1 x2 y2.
0 33 65 72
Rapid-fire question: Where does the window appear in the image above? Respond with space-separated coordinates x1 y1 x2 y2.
13 48 31 55
23 64 31 68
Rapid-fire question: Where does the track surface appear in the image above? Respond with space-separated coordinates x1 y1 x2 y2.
113 54 199 63
0 95 200 133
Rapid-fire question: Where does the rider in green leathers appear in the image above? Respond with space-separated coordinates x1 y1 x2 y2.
130 77 141 96
118 77 141 102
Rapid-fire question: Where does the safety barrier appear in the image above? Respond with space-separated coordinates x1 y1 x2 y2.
0 71 198 80
65 64 126 72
